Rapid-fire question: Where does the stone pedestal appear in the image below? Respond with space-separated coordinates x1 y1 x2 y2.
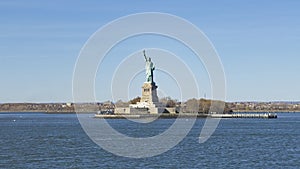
138 82 164 114
115 82 166 114
140 82 159 103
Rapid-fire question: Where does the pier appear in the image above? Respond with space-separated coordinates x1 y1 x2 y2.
209 113 277 118
94 113 277 119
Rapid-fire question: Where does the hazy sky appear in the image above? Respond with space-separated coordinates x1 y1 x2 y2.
0 0 300 103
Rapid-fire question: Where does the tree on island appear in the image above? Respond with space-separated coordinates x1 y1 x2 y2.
160 97 177 108
129 96 141 104
186 98 199 114
115 100 129 107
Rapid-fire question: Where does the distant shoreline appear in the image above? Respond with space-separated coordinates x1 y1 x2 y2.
1 102 300 113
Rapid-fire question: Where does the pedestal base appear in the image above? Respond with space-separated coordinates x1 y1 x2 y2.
140 82 159 103
114 81 167 114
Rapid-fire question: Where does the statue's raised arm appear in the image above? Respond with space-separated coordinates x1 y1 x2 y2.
143 50 147 61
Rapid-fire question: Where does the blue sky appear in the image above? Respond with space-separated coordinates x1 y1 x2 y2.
0 0 300 103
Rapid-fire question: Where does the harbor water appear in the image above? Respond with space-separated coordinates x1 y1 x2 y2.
0 113 299 168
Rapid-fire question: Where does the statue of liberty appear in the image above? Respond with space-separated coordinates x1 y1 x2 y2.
143 50 155 83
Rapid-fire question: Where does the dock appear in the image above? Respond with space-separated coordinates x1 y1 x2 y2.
209 113 277 118
94 113 277 119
